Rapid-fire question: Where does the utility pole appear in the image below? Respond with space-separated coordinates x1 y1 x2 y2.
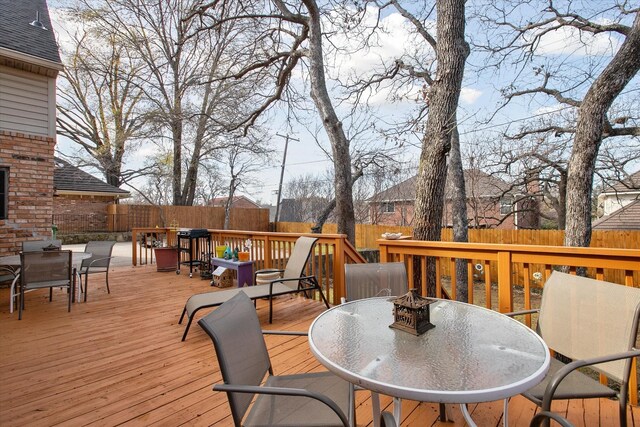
274 133 299 223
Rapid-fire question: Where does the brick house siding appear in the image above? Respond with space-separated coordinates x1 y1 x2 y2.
0 131 56 255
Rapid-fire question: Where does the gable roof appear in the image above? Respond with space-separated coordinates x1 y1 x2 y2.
0 0 62 70
592 200 640 230
54 158 130 198
370 169 512 203
602 170 640 195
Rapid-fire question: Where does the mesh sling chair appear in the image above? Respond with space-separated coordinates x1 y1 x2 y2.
78 241 116 302
198 291 355 427
19 250 73 320
508 271 640 427
10 239 63 313
343 262 409 427
179 236 330 341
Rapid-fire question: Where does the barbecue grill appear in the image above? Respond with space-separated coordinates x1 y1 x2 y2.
176 229 211 278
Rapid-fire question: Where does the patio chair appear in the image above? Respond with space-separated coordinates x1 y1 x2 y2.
179 236 329 341
19 250 73 320
529 411 573 427
198 291 355 427
78 241 116 302
343 262 408 303
343 262 409 427
509 271 640 427
10 240 62 313
379 411 398 427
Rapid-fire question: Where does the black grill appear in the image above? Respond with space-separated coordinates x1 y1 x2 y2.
177 228 210 238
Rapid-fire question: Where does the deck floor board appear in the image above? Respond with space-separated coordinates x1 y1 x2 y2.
1 264 635 426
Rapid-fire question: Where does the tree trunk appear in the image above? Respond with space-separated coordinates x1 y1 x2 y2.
564 12 640 247
302 0 356 244
448 123 469 302
412 0 468 296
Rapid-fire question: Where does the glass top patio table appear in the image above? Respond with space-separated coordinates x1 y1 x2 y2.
308 297 550 404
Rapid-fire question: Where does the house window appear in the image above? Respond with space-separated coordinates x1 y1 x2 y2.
500 197 512 215
381 202 395 213
0 167 7 220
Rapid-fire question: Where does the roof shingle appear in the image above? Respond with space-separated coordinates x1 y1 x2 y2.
54 157 130 196
0 0 62 64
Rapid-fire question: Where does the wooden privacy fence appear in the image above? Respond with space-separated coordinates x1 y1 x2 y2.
277 222 640 285
108 204 270 232
131 229 365 305
276 221 640 250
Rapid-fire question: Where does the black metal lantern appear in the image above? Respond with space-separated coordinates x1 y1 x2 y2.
390 289 436 335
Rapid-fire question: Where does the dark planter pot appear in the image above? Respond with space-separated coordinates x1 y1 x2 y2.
154 247 178 272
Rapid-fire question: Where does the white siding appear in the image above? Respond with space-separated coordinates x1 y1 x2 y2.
0 65 53 137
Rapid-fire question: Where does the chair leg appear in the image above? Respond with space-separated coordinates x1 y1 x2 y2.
178 307 187 324
105 270 110 294
269 295 274 323
84 272 89 302
182 315 195 341
19 285 24 320
49 287 53 301
68 283 72 312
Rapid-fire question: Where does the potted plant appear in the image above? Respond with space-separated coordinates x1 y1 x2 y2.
154 244 178 272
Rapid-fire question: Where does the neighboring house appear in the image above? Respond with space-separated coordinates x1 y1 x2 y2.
209 195 261 209
592 200 640 230
597 170 640 216
368 169 530 229
53 157 130 232
0 0 63 254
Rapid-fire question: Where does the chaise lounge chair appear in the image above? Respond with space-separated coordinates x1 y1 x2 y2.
178 236 330 341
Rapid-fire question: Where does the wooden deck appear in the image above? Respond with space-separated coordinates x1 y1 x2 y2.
1 265 637 426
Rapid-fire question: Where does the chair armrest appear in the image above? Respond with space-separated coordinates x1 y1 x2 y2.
268 275 316 285
254 268 284 275
87 256 114 268
504 308 539 317
262 330 308 337
541 348 640 412
530 411 573 427
213 383 350 427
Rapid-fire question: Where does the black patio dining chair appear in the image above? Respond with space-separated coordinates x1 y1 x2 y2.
343 262 410 427
9 240 63 313
78 240 116 302
19 250 73 320
529 411 573 427
508 271 640 427
198 291 355 427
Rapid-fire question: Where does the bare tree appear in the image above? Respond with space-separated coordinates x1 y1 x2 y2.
476 1 640 247
191 0 361 242
221 141 270 229
71 0 269 206
56 21 148 188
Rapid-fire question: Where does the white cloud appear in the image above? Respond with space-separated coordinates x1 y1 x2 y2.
530 25 621 57
460 87 482 105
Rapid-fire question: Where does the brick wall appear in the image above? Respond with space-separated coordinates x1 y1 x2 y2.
0 131 56 255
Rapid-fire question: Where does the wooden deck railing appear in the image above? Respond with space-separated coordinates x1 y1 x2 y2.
379 239 640 406
131 228 365 304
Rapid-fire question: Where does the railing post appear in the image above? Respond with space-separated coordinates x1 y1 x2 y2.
380 242 388 263
497 250 513 313
334 236 345 305
131 229 138 266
